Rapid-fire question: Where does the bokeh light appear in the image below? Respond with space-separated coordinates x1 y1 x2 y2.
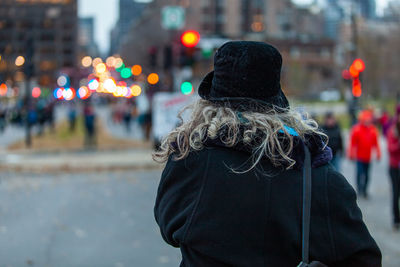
103 78 117 93
353 59 365 72
181 31 200 47
125 88 132 98
88 79 99 91
181 82 193 95
120 86 128 97
57 75 68 87
54 88 64 99
106 57 116 67
120 68 132 79
117 81 127 87
113 86 124 97
15 56 25 67
115 58 124 69
116 63 125 72
81 56 92 68
63 88 76 101
131 65 142 76
0 83 8 96
32 87 41 98
147 73 159 85
130 85 142 96
95 63 107 74
78 86 90 99
92 57 103 67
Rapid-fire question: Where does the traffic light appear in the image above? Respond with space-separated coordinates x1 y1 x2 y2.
181 30 200 48
181 81 193 95
352 77 362 97
348 58 365 97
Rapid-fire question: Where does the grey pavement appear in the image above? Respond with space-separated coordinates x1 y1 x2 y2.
0 170 180 267
0 125 25 150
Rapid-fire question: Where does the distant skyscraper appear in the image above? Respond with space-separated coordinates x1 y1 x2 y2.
324 0 344 40
109 0 148 55
79 17 99 57
358 0 376 19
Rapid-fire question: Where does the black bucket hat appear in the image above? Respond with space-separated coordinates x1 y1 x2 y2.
198 41 289 112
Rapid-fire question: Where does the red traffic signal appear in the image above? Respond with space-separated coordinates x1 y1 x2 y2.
349 58 365 78
352 77 362 97
353 59 365 72
181 30 200 48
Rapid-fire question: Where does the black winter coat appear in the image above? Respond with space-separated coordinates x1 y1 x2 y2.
154 142 381 266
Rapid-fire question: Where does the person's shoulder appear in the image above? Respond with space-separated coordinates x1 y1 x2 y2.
164 149 211 171
325 165 356 196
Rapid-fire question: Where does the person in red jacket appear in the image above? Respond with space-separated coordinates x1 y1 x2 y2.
348 110 381 198
387 114 400 230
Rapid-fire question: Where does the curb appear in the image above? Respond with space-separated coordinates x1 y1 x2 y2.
0 162 162 174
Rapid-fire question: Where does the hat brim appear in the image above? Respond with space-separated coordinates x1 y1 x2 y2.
198 71 290 112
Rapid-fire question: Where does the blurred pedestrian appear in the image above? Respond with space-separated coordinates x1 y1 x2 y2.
348 110 381 198
386 114 400 231
36 99 46 136
154 41 381 266
137 93 151 140
45 101 55 133
378 109 391 137
0 106 6 133
68 102 77 133
83 101 96 148
122 101 132 133
321 112 343 171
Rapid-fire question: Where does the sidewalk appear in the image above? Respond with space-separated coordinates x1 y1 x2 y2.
0 149 160 173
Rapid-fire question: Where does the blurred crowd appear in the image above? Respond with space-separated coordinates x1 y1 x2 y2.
320 104 400 231
0 98 55 135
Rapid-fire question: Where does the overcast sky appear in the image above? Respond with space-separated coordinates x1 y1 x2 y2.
78 0 390 55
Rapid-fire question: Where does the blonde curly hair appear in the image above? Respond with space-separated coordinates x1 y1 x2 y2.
153 99 327 172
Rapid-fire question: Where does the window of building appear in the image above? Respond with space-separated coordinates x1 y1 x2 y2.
40 33 55 41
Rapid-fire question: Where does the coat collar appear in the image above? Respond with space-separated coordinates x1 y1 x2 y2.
204 127 332 170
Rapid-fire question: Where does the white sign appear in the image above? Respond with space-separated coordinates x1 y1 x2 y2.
152 92 196 141
161 6 185 30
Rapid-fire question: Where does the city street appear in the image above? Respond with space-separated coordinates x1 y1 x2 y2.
0 170 181 267
0 147 399 266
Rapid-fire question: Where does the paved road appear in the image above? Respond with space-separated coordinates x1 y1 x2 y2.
0 170 181 267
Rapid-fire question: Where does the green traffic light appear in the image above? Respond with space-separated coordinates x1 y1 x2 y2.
121 68 132 79
181 82 193 95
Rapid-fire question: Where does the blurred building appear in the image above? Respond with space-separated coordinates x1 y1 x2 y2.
78 17 99 58
383 0 400 21
0 0 78 88
269 38 336 96
120 0 326 64
359 0 376 19
109 0 148 56
118 0 337 95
